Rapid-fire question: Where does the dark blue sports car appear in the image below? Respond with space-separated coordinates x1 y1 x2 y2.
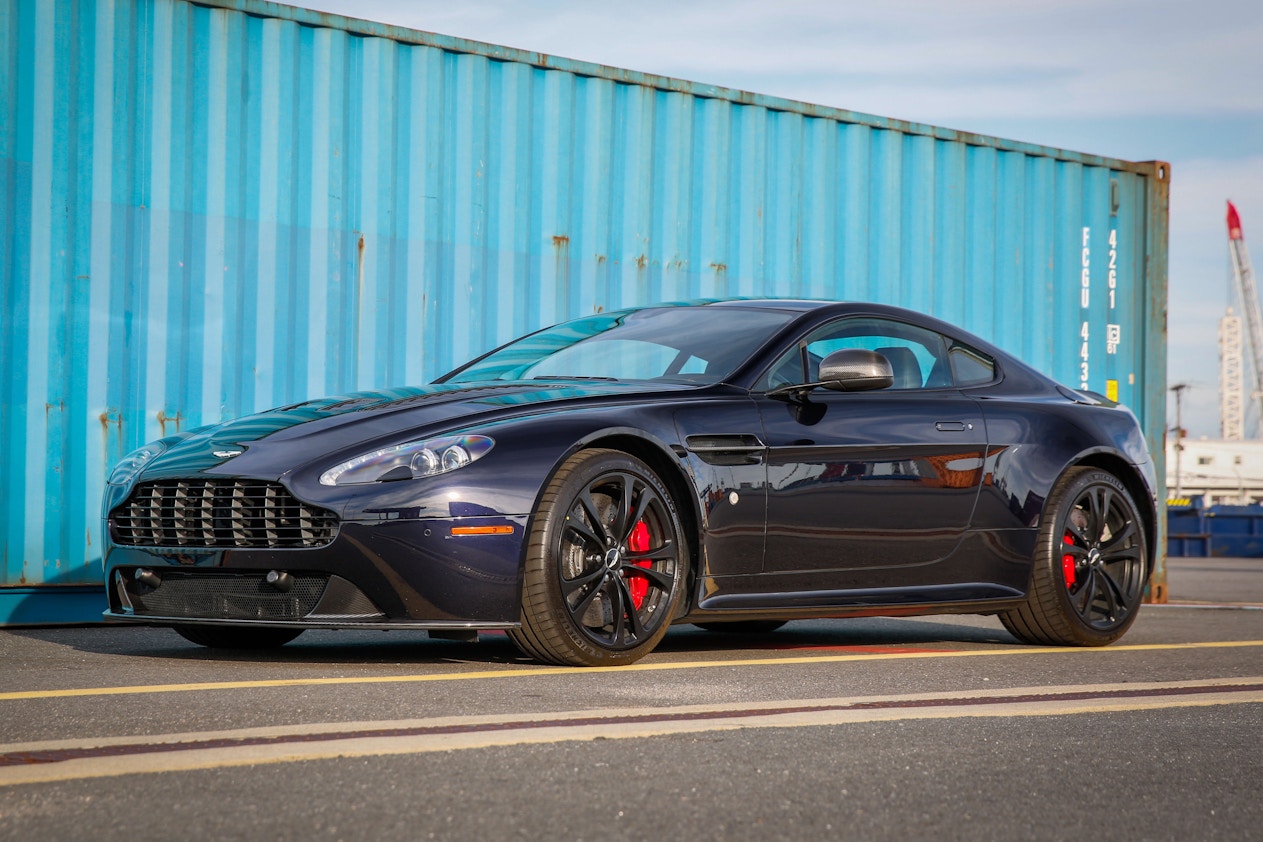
102 300 1157 665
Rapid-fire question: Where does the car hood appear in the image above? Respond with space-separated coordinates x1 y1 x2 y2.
138 381 690 480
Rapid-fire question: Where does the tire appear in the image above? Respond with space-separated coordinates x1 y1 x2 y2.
508 449 688 666
694 620 787 634
1000 467 1148 646
173 625 304 649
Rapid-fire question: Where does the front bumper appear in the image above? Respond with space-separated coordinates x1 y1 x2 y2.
102 516 527 629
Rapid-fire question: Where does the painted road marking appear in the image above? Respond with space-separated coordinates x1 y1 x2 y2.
0 678 1259 787
0 640 1260 702
1156 601 1263 610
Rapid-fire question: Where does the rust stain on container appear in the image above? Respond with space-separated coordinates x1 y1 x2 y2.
157 410 184 436
356 233 367 339
99 410 123 460
553 236 571 304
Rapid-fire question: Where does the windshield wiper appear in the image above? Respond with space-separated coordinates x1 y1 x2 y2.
530 375 619 382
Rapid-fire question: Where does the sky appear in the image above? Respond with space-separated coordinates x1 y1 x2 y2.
297 0 1263 439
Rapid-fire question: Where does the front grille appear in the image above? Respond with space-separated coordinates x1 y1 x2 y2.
112 480 338 549
125 570 329 620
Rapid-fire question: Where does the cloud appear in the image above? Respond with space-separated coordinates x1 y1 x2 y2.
301 0 1263 123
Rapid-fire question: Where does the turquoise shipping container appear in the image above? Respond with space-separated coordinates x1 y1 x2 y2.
0 0 1170 622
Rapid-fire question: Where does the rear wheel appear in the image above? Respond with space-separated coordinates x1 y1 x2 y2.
1000 467 1148 646
173 625 304 649
509 449 687 666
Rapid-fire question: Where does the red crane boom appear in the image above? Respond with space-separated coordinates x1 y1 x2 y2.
1228 202 1263 429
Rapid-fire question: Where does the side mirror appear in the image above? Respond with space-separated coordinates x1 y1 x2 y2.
819 348 894 392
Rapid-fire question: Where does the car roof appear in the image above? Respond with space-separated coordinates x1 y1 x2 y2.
636 297 835 313
697 298 832 311
654 298 1056 394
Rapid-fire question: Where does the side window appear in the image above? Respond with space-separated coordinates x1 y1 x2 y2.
949 344 996 386
758 317 961 391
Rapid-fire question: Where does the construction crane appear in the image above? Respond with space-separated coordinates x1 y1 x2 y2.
1227 201 1263 436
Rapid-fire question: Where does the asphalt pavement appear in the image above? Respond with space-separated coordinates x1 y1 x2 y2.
1 556 1259 841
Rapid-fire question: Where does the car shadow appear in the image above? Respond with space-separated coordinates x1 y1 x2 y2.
3 625 532 665
5 615 1018 666
659 616 1017 652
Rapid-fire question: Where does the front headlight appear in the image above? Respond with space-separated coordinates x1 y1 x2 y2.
107 443 167 487
319 434 494 486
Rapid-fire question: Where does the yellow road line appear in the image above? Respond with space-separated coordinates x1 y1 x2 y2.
2 639 1261 702
1 678 1260 787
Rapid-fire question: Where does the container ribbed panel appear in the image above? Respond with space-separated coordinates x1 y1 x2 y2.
0 0 1168 593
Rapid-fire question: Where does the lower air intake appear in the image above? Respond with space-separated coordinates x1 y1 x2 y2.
115 569 385 622
124 570 329 620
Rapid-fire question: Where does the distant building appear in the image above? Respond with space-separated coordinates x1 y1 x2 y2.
1167 438 1263 505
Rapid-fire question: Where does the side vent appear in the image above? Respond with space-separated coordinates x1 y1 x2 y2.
684 434 766 466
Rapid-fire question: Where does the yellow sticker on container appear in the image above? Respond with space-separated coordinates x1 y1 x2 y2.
1105 379 1118 402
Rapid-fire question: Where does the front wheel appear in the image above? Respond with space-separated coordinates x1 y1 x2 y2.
173 625 304 649
509 449 688 666
1000 467 1149 646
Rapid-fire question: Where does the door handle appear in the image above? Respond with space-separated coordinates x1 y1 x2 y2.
935 421 973 432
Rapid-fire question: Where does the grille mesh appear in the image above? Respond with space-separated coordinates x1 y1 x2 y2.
112 480 338 548
125 571 328 620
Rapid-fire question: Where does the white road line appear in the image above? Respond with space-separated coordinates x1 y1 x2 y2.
1 678 1259 787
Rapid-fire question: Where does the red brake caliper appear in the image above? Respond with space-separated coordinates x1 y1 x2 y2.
627 520 652 609
1062 531 1077 588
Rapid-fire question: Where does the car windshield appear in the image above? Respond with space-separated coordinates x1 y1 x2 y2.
443 306 797 385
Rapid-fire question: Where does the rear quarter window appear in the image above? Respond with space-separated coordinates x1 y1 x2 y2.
950 345 996 386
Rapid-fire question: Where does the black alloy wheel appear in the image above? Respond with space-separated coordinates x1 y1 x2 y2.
509 449 687 666
1000 467 1148 646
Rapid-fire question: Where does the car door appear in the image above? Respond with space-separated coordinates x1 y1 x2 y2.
754 316 990 591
